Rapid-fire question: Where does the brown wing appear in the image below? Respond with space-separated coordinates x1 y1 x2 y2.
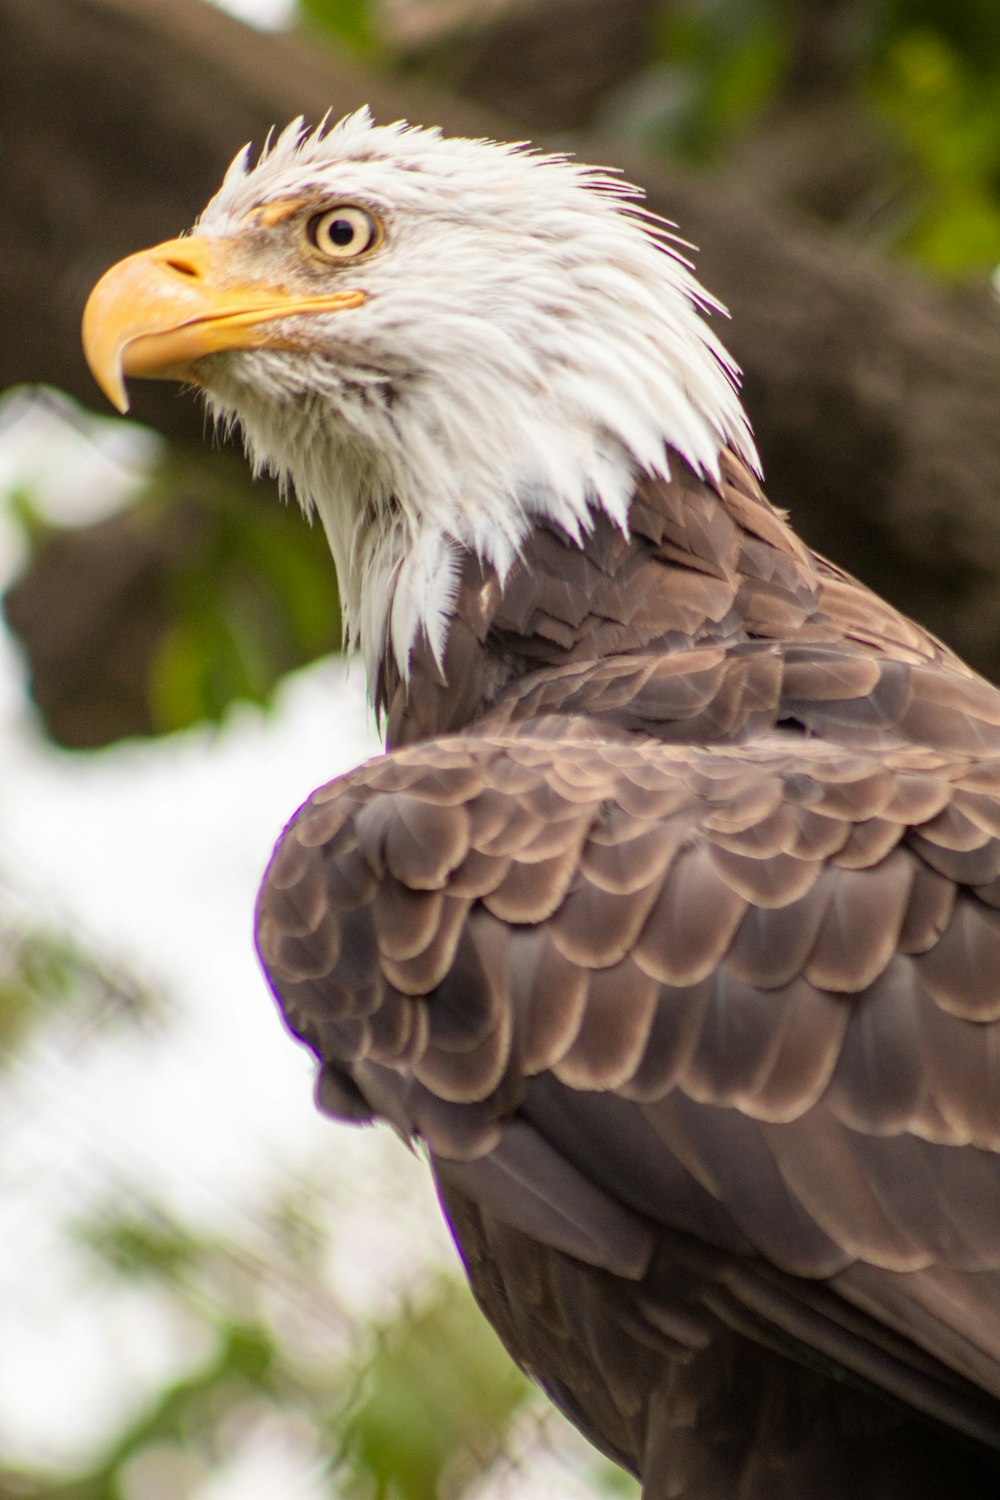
257 720 1000 1490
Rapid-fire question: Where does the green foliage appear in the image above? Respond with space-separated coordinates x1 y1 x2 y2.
650 0 790 160
5 1176 551 1500
22 1323 282 1500
611 0 1000 278
6 1185 334 1499
337 1279 530 1500
0 893 153 1060
297 0 379 57
885 0 1000 73
141 447 342 736
2 430 343 747
871 20 1000 273
75 1208 207 1283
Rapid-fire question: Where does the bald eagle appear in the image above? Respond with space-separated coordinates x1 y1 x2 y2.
84 111 1000 1499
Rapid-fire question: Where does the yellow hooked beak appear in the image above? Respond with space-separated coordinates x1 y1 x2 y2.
82 235 365 413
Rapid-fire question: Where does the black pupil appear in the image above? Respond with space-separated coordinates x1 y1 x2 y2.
328 217 357 247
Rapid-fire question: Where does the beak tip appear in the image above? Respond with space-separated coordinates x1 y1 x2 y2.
82 265 144 416
87 361 131 416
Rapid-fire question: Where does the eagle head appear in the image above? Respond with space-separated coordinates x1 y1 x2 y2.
83 109 756 675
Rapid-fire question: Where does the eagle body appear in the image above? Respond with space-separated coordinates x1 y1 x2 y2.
83 113 1000 1498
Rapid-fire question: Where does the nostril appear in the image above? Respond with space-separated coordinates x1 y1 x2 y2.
165 256 200 278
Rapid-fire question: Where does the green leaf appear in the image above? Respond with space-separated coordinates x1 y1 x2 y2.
648 0 789 160
0 899 153 1060
872 23 1000 275
338 1277 530 1500
143 447 341 735
297 0 378 57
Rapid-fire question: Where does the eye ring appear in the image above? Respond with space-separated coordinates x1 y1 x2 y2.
305 205 380 261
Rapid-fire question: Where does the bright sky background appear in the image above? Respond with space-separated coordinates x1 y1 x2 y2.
207 0 295 32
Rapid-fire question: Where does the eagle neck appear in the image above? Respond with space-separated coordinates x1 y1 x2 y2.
379 451 822 749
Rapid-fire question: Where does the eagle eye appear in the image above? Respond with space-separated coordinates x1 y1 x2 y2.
306 206 380 261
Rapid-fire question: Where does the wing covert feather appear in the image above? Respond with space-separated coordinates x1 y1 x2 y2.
256 723 1000 1444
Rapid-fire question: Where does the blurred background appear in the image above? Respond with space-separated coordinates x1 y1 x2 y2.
2 0 1000 1495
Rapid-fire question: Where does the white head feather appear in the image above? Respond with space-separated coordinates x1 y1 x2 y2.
194 109 758 682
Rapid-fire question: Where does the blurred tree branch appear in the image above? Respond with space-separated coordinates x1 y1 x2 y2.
378 0 660 131
4 0 1000 744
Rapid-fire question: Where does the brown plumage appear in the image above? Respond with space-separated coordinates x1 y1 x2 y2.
258 452 1000 1498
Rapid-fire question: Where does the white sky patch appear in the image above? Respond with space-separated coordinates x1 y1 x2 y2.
0 389 159 534
208 0 296 31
